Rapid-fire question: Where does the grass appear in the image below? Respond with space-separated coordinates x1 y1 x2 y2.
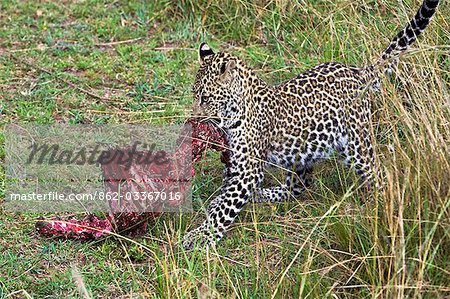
1 0 449 297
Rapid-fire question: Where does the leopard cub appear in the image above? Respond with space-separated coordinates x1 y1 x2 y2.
183 0 439 249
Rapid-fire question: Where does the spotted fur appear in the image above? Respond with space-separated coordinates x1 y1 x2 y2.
183 0 439 249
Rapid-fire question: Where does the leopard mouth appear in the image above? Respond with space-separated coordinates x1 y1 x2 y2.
194 117 228 137
197 116 220 127
190 109 221 126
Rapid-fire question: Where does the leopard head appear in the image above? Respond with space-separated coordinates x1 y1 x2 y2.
192 43 245 128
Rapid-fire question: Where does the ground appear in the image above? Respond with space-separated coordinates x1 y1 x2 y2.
0 0 449 298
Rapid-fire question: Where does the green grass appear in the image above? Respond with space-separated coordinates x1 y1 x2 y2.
1 0 450 298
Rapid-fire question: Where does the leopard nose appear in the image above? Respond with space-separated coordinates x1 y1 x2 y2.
192 103 203 117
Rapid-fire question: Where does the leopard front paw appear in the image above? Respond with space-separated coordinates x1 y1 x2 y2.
182 226 215 250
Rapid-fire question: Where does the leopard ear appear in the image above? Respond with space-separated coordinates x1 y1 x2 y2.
199 43 214 64
219 60 237 83
222 60 236 74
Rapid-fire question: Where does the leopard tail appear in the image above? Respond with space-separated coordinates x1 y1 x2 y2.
376 0 439 72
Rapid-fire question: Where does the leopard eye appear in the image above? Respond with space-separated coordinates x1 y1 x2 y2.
200 94 208 105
